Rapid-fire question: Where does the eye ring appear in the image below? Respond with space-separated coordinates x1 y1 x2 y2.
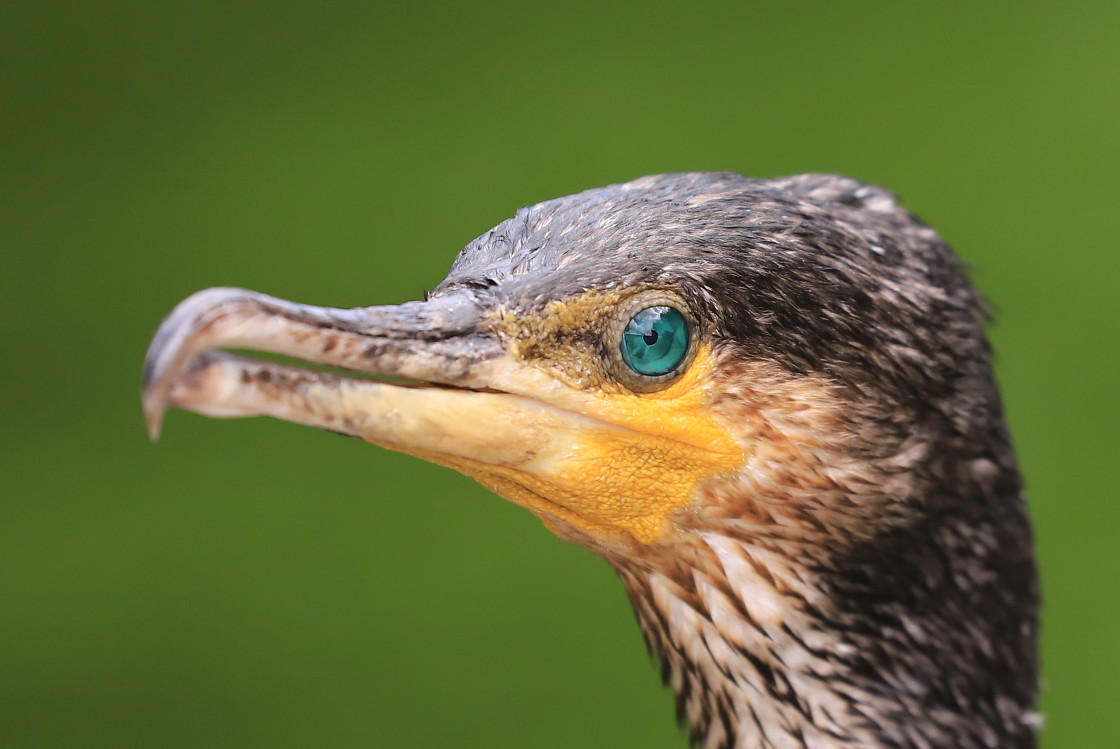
604 293 697 393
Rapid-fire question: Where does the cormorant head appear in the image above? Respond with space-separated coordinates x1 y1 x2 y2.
143 172 1037 746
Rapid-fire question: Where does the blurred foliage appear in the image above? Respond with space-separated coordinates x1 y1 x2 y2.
2 1 1117 747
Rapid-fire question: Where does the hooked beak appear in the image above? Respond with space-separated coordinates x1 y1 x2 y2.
143 287 579 470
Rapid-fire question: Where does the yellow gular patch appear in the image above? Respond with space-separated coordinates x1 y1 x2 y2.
377 346 742 548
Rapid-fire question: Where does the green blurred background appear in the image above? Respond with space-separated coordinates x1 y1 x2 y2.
2 1 1116 746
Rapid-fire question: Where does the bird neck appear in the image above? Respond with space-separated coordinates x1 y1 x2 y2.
610 514 1039 748
614 536 879 747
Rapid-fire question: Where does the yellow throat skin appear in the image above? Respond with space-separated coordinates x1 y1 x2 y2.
391 343 741 550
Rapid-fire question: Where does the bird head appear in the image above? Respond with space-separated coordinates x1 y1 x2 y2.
143 172 1038 746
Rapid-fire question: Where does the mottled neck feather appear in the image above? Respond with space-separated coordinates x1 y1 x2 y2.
612 527 1037 749
605 358 1038 749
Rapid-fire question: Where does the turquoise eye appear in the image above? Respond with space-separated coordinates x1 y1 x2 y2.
620 306 690 377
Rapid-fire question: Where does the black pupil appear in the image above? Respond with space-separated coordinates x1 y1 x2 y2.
643 330 659 345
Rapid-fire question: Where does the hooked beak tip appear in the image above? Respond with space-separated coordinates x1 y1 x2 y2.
143 390 166 442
